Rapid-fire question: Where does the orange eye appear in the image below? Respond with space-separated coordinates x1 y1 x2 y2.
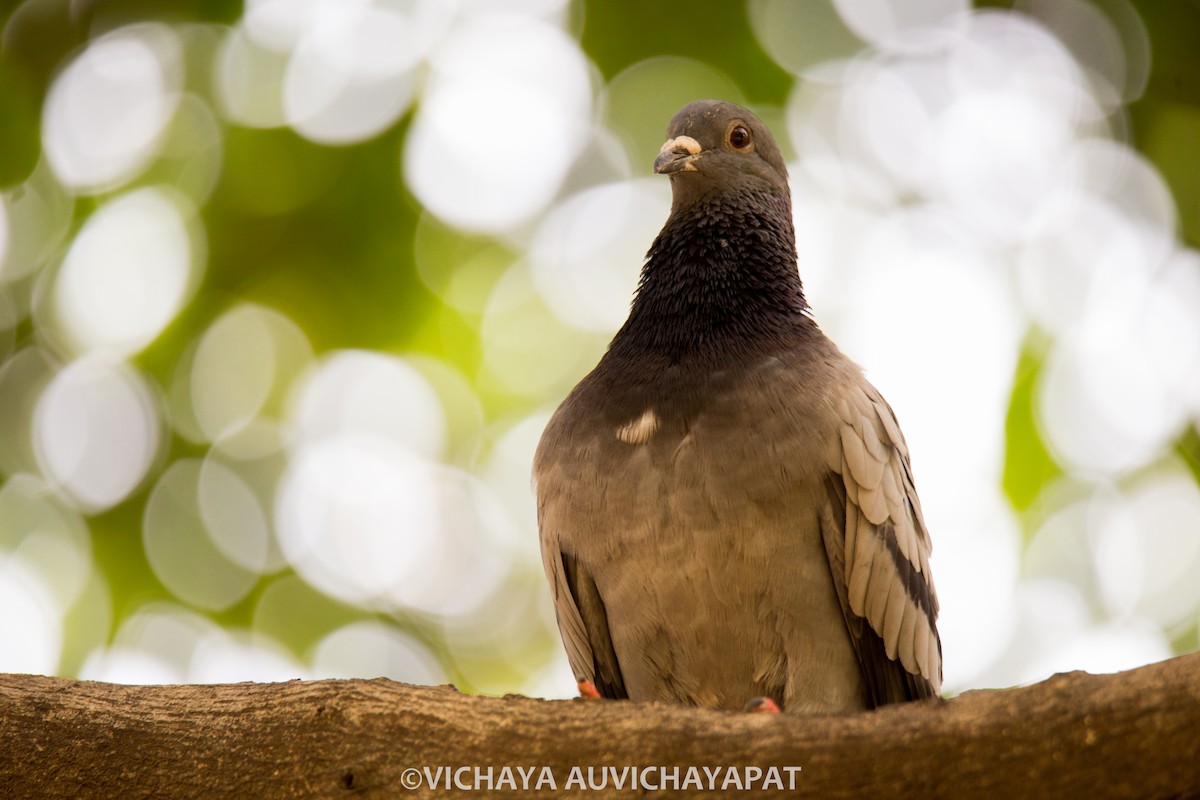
728 124 752 149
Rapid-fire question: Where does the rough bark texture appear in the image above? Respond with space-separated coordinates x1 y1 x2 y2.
2 652 1200 799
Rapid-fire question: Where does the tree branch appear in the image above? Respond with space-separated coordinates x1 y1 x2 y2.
3 652 1200 798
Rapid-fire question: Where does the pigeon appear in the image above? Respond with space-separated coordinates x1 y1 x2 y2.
534 99 941 713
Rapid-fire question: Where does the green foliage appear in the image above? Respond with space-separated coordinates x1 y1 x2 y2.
1002 332 1061 519
1 0 1199 693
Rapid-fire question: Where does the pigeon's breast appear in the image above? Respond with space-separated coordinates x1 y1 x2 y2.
536 351 845 543
536 350 863 709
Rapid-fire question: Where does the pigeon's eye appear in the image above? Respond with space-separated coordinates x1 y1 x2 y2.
728 125 752 150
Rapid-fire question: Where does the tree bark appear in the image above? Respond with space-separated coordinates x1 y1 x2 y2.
2 652 1199 799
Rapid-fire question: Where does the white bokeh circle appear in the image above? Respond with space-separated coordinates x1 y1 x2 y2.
52 187 198 358
143 460 263 611
34 356 160 512
404 12 593 233
42 24 183 192
529 179 668 332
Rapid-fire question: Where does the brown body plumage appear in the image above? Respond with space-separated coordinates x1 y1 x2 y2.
534 100 941 711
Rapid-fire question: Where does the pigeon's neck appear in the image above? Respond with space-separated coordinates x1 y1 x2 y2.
610 189 813 362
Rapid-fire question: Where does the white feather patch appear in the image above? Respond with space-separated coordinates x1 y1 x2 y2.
616 409 658 445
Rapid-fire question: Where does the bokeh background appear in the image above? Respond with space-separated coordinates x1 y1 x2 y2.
1 0 1199 699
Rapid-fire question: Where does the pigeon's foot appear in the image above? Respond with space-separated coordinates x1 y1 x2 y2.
744 696 781 713
577 680 602 699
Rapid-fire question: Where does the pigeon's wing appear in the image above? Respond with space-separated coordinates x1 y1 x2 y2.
539 518 628 699
820 382 942 706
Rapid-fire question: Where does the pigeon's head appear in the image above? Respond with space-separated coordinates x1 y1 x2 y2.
653 100 789 204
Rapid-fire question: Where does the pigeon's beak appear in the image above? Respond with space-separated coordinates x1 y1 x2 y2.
653 135 702 175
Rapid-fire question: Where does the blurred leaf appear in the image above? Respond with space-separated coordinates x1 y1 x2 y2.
580 0 792 104
77 0 242 29
206 126 428 352
0 0 86 92
1171 620 1199 657
1176 425 1200 486
0 57 42 187
251 575 369 658
59 570 113 674
1002 330 1062 519
1137 102 1200 247
1126 1 1200 109
89 494 172 625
